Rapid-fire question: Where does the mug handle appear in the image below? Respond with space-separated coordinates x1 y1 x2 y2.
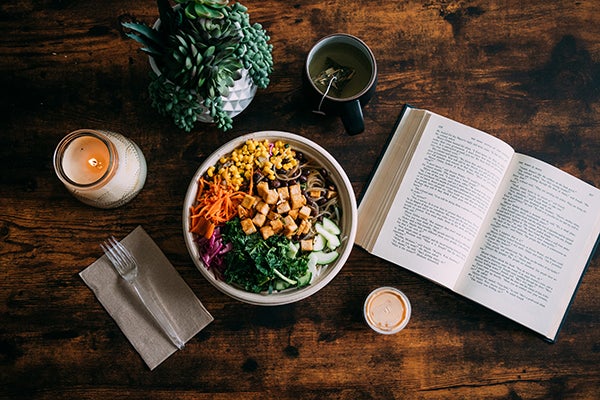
340 99 365 135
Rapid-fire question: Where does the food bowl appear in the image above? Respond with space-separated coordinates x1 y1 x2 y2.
182 131 357 305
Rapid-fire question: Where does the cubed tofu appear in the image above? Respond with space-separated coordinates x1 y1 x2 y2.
326 190 337 199
256 181 270 198
298 205 312 220
264 189 279 205
290 194 306 210
300 239 314 252
308 189 322 199
255 201 270 215
298 219 312 235
288 208 299 219
270 218 284 233
282 214 295 226
282 215 298 234
241 194 257 209
276 201 291 214
240 218 256 235
289 183 302 197
260 226 275 240
252 212 267 227
277 186 290 201
238 204 251 219
267 210 279 221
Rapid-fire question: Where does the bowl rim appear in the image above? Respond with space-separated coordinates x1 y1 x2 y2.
182 130 357 306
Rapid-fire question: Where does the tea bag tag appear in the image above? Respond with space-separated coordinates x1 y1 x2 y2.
312 57 356 115
313 76 337 115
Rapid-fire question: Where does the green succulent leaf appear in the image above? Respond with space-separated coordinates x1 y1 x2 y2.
205 45 216 58
195 3 224 19
184 5 198 20
127 0 271 132
176 0 229 19
122 22 168 56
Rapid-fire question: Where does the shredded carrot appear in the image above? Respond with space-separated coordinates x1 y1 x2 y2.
190 176 247 238
248 166 254 196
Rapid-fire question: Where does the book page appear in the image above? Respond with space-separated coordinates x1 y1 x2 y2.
457 155 600 339
371 113 514 288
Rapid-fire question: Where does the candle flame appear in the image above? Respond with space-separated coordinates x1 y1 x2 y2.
88 157 103 169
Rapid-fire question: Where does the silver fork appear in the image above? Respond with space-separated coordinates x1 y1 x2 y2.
101 236 185 350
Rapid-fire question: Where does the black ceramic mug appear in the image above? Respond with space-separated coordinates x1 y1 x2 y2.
305 34 377 135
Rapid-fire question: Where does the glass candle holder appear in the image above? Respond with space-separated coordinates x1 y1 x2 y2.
53 129 147 209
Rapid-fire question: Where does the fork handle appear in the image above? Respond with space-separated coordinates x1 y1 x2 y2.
130 280 186 350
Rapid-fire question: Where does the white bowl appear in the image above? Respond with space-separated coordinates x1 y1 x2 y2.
182 131 357 305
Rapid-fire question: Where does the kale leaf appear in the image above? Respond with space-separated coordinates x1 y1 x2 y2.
221 218 309 293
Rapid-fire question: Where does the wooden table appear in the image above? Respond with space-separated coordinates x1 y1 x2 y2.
2 1 599 398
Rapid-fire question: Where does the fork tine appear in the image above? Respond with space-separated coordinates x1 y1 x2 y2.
101 241 119 267
111 237 137 266
104 236 139 281
101 237 129 277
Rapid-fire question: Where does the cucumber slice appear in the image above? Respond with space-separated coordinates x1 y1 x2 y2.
274 279 290 291
322 217 341 235
307 252 318 283
313 234 326 251
315 223 341 250
326 235 340 250
297 271 312 287
312 250 339 265
287 241 299 258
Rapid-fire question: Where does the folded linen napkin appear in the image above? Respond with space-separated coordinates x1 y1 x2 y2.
80 225 213 370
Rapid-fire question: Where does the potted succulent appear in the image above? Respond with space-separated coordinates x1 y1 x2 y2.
122 0 273 131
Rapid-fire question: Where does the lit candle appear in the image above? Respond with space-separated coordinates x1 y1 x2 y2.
54 129 147 209
61 134 113 185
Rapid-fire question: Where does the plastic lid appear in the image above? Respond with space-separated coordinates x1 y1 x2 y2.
364 286 411 334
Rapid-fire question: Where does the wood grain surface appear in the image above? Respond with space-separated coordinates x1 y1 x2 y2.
1 1 599 399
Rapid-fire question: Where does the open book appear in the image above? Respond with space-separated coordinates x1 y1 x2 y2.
357 105 600 342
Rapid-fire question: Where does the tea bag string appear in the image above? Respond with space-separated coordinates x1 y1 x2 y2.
313 76 337 115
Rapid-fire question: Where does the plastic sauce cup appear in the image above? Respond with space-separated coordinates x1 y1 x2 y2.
364 287 411 334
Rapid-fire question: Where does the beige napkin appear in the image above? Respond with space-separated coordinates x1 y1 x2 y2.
80 225 213 370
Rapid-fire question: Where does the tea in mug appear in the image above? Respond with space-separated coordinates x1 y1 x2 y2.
309 42 373 99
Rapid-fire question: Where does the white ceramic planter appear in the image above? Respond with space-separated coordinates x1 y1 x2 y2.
149 14 258 123
148 56 257 123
